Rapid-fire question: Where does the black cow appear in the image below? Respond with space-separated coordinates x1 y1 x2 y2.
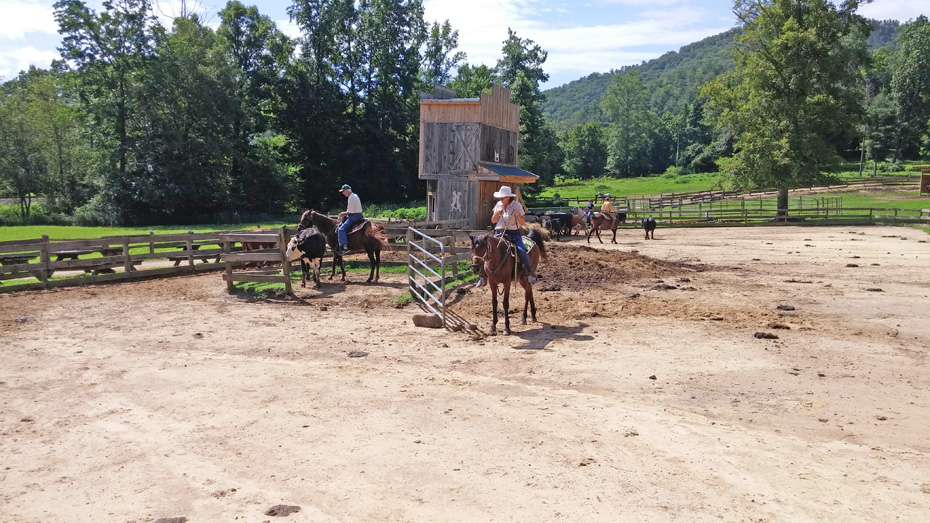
546 212 574 237
285 227 327 288
544 216 562 241
641 217 656 240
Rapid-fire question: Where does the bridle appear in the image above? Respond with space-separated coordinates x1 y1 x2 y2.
472 234 516 292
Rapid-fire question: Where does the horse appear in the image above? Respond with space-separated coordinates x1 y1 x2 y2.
586 212 620 244
469 228 547 335
300 210 387 283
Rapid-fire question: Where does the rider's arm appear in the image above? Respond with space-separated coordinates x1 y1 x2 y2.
514 203 526 226
491 201 503 224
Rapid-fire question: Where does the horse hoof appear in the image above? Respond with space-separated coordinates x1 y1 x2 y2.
521 319 527 325
503 329 512 336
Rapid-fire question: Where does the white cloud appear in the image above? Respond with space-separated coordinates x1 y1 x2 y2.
0 45 58 79
0 0 58 40
424 1 731 86
859 0 930 22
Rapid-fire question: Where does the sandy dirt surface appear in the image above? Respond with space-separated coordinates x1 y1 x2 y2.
1 225 929 522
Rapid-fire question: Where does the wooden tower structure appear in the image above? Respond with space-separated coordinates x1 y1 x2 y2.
419 85 538 229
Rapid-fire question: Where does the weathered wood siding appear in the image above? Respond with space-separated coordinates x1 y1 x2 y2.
479 124 518 164
421 123 480 176
478 85 519 131
435 178 478 228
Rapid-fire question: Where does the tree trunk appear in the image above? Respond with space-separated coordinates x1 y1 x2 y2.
777 186 789 220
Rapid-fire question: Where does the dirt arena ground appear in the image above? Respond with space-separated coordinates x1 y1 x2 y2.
2 225 929 522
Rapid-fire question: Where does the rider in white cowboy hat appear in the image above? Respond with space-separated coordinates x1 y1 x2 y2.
475 185 538 288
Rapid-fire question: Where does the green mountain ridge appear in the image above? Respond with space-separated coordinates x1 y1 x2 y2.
542 19 901 131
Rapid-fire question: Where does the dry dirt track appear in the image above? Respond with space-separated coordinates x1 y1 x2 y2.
1 225 929 523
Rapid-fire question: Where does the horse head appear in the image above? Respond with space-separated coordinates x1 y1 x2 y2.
469 234 490 274
298 210 313 231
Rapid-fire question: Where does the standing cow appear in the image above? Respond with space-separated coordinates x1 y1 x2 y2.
285 227 327 288
641 217 656 240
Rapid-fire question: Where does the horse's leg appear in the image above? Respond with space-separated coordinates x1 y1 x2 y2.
489 280 498 335
366 246 376 283
374 247 381 283
586 226 593 244
502 281 512 335
300 259 307 288
595 224 603 244
611 224 618 244
522 276 537 324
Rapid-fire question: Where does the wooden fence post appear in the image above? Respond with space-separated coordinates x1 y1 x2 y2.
223 236 234 293
39 234 50 289
185 231 195 272
448 230 458 279
123 238 132 273
149 231 155 254
279 227 292 295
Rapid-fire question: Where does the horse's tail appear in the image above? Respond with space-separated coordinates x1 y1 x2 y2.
368 223 389 250
527 227 547 263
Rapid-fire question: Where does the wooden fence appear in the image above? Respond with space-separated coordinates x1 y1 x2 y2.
0 231 230 293
530 174 921 211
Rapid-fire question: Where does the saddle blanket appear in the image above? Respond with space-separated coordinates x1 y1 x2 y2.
522 236 536 253
348 220 369 235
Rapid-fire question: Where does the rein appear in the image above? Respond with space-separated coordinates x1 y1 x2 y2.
473 234 517 295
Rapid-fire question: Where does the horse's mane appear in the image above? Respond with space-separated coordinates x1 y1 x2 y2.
309 210 337 234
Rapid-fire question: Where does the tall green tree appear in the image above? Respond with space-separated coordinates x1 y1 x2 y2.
702 0 870 213
420 20 465 89
890 16 930 159
496 29 561 193
601 69 656 176
561 122 607 179
54 0 162 180
0 77 46 219
449 63 495 97
218 1 295 213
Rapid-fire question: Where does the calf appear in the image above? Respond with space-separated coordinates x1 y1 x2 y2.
641 217 656 240
544 216 562 241
285 227 327 288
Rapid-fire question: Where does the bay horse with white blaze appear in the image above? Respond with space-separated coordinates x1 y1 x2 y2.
300 210 388 283
469 228 548 335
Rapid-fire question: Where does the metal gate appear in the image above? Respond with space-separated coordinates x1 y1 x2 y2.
406 227 457 327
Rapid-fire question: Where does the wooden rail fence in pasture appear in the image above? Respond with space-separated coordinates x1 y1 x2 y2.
220 229 292 295
406 227 472 328
0 231 229 293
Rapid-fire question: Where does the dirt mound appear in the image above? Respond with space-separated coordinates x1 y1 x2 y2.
539 244 702 290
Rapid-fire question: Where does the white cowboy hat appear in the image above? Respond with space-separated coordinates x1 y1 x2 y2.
493 186 516 199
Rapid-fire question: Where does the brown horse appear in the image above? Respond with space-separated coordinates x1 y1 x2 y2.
300 210 387 283
469 228 547 335
588 212 626 243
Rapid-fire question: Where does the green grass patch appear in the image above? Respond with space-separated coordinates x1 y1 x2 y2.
395 260 477 307
0 223 291 242
539 173 721 203
838 192 930 211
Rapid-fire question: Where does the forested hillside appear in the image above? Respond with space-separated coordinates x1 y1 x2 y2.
542 28 739 129
543 20 900 130
547 15 916 183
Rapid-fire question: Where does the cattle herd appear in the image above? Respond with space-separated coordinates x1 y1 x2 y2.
526 208 657 241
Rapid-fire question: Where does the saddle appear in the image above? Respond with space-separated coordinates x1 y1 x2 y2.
496 233 536 271
348 220 369 235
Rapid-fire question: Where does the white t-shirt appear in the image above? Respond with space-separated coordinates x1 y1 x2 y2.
346 193 362 214
493 200 524 231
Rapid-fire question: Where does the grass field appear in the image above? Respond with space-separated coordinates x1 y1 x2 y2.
0 223 291 243
540 173 721 201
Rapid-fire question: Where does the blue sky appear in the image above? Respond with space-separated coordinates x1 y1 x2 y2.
2 0 929 87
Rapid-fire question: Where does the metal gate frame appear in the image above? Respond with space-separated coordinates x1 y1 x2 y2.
406 227 449 327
